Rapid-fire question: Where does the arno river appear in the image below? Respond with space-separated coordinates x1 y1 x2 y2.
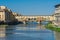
0 24 60 40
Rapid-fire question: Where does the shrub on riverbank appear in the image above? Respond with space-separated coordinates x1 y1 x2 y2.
45 22 60 32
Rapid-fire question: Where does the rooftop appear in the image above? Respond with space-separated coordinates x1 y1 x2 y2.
55 4 60 8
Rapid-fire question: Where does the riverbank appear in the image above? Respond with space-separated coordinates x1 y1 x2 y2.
0 21 23 25
45 22 60 32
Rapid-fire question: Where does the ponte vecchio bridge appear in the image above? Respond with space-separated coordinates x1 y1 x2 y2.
15 15 55 24
0 4 60 25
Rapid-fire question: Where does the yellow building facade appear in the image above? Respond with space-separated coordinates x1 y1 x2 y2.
0 6 15 23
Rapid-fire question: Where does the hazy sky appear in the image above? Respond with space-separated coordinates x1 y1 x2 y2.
0 0 60 15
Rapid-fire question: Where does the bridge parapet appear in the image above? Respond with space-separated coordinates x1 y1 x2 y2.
15 15 56 24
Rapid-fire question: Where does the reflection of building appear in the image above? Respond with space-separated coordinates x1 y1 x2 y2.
0 25 14 38
0 25 6 37
55 32 60 40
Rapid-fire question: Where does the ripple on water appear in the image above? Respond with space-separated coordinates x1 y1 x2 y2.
0 24 55 40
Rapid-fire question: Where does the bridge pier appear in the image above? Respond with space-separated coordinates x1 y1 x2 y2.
37 21 42 24
23 21 26 24
23 21 28 24
37 22 40 24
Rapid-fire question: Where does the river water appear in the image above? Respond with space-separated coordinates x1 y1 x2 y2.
0 24 58 40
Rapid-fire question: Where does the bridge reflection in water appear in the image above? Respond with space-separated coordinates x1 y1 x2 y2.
0 24 56 40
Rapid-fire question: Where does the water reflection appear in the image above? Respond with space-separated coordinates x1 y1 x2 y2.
0 24 56 40
0 25 6 38
0 25 15 40
54 32 60 40
5 25 15 36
